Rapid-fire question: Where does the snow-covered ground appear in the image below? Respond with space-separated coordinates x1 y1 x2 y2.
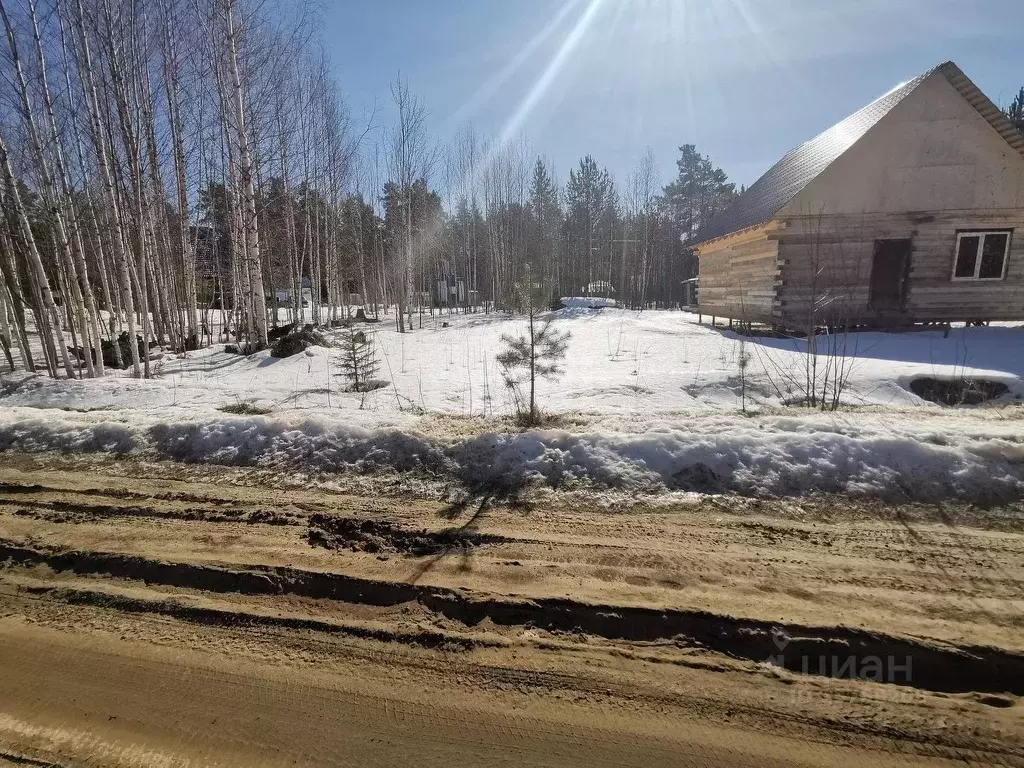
1 309 1023 502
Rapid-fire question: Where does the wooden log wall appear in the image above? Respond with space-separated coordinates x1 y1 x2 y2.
776 210 1024 327
696 228 779 324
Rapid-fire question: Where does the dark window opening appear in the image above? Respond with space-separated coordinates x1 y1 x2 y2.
952 230 1011 281
979 233 1009 279
954 235 980 278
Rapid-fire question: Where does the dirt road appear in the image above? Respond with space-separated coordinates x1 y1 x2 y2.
0 454 1020 766
0 617 920 768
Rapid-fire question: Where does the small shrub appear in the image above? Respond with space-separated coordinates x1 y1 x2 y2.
498 263 570 427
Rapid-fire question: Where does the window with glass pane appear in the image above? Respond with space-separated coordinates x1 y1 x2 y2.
954 235 980 278
952 231 1011 280
978 233 1008 279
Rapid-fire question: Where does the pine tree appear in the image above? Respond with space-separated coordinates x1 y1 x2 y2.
660 144 739 284
564 156 615 297
528 158 561 291
496 264 570 426
1006 87 1024 133
337 327 380 392
661 144 737 241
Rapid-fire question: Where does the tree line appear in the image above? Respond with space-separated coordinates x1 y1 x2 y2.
19 2 1019 379
0 0 742 379
0 0 360 377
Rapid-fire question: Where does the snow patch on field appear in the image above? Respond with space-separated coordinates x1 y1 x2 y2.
2 311 1023 503
2 311 1022 425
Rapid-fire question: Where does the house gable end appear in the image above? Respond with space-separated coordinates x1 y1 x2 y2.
780 71 1024 217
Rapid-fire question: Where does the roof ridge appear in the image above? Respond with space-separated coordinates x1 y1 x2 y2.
691 60 1020 248
692 70 928 246
781 68 934 159
935 62 1024 158
695 61 1024 248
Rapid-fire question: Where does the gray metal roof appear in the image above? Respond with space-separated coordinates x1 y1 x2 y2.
692 61 1024 246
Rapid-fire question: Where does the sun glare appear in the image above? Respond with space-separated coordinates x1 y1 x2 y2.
449 0 583 127
497 0 607 148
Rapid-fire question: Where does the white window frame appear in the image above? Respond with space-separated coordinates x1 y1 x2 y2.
951 230 1011 282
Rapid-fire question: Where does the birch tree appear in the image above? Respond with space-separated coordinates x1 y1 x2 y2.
384 76 434 332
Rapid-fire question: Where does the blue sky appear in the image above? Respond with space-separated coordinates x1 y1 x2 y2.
324 0 1024 190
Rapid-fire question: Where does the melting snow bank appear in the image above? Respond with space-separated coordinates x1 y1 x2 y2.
1 413 1022 504
559 296 616 309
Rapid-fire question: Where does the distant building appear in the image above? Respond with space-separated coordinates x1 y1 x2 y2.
432 273 466 307
584 280 616 299
275 276 313 307
192 224 231 308
193 224 230 280
692 62 1024 328
681 277 698 308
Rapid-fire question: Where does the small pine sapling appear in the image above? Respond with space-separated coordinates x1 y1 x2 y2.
337 327 380 392
496 264 570 426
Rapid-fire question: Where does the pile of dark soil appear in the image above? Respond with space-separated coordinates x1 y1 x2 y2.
328 309 378 326
909 377 1009 406
102 333 147 370
267 323 295 341
340 379 389 393
307 513 508 556
224 341 267 355
68 332 149 370
270 325 331 358
352 308 380 323
217 402 272 415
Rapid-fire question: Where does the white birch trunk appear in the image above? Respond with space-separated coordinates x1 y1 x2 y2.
0 128 76 377
225 0 268 347
75 0 140 375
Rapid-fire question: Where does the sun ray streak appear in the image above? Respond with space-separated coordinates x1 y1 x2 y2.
496 0 607 149
449 0 584 128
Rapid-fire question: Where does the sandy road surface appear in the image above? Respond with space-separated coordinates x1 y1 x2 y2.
0 617 936 768
0 454 1020 766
